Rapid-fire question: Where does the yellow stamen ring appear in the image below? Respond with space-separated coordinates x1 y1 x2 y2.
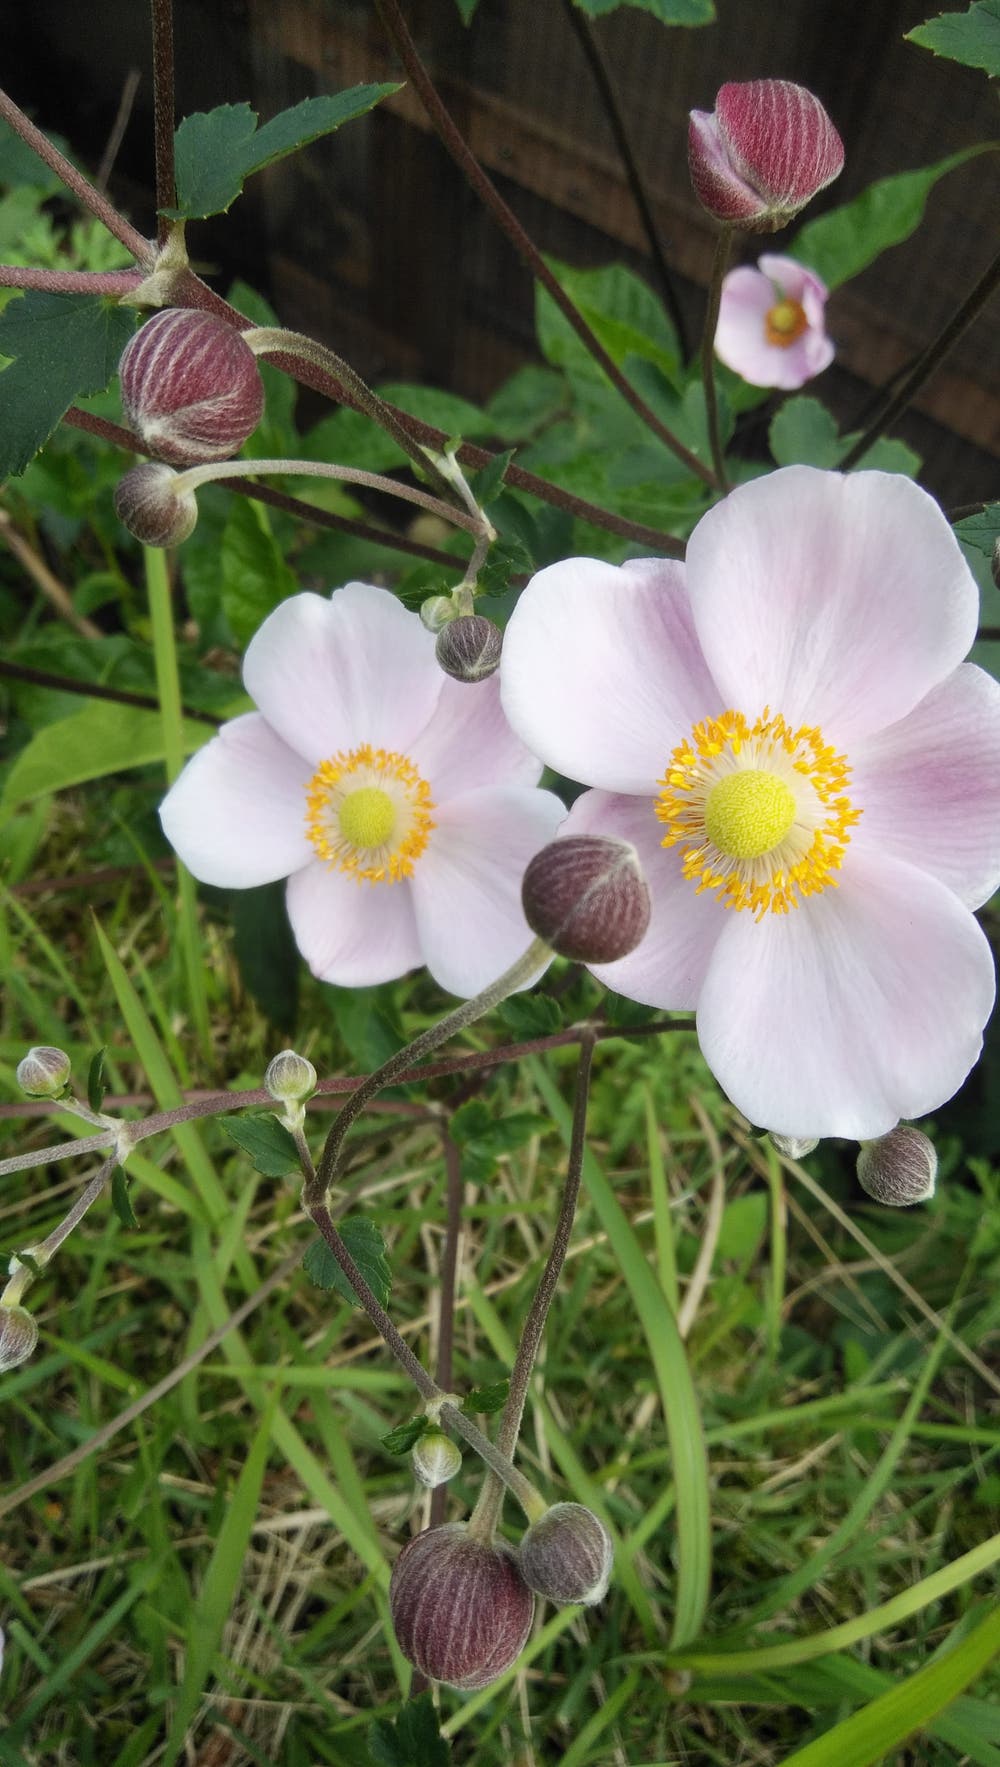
765 297 809 348
655 708 861 918
304 743 435 884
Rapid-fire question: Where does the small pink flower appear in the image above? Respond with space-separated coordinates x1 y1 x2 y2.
715 255 833 389
689 80 844 231
501 469 1000 1140
160 584 564 996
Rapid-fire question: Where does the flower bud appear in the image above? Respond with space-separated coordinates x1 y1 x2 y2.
264 1049 317 1105
518 1502 613 1606
0 1305 39 1373
522 836 650 964
411 1429 462 1489
419 594 456 634
118 308 265 465
435 615 504 683
16 1046 71 1098
857 1127 937 1207
688 80 844 231
769 1132 819 1160
114 462 198 547
389 1523 534 1689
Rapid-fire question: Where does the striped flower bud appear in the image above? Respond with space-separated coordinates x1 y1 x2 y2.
118 309 264 465
689 80 844 231
436 615 504 683
522 836 650 964
0 1305 39 1373
264 1049 317 1105
857 1126 937 1207
411 1430 462 1489
16 1046 71 1098
114 462 198 547
518 1502 613 1606
389 1523 534 1689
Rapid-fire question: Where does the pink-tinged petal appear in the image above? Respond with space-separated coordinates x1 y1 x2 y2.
686 468 980 743
285 862 422 987
757 254 829 306
408 672 543 800
410 787 565 997
696 853 996 1139
688 110 772 226
715 263 832 389
717 81 844 212
850 663 1000 909
562 790 723 1008
243 584 441 766
159 712 313 887
770 328 835 390
501 556 717 793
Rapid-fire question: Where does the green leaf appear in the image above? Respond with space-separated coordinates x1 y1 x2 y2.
327 983 405 1072
166 89 402 220
302 1217 392 1309
573 0 714 22
381 1416 431 1456
0 292 136 477
0 702 212 818
110 1165 138 1230
368 1692 451 1767
220 496 297 647
955 503 1000 557
537 260 681 385
788 145 994 289
496 994 563 1038
463 1378 509 1415
223 1113 302 1179
906 0 1000 73
473 447 516 508
86 1046 107 1114
769 396 920 476
475 532 535 598
454 0 481 20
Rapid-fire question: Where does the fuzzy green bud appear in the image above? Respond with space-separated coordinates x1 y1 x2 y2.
16 1046 71 1098
769 1132 819 1160
264 1049 317 1105
0 1305 39 1372
411 1429 462 1489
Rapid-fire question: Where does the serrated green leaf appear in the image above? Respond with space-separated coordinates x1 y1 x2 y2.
220 496 297 646
368 1691 450 1767
463 1378 509 1414
603 991 661 1029
0 702 213 818
955 503 1000 557
223 1113 302 1178
450 1099 493 1142
0 292 136 476
573 0 714 22
906 0 1000 73
476 533 535 598
86 1046 107 1114
450 1107 549 1183
381 1416 431 1455
302 1217 392 1308
769 396 920 476
788 145 994 290
496 994 563 1038
473 448 516 508
109 1165 138 1229
166 88 402 220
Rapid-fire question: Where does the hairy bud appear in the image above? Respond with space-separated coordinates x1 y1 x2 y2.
0 1305 39 1373
411 1430 462 1489
118 308 265 465
688 80 844 231
857 1126 938 1207
769 1132 819 1160
114 463 199 547
389 1523 534 1689
264 1049 317 1105
518 1502 613 1606
16 1046 71 1099
419 594 455 634
436 615 504 683
522 836 650 964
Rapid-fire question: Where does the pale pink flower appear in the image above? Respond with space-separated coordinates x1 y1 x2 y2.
501 468 1000 1139
161 585 564 996
688 80 844 232
715 255 833 389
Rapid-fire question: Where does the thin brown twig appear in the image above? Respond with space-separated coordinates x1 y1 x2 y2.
0 511 103 639
0 660 220 726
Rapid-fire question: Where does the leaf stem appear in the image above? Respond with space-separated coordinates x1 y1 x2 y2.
700 228 733 493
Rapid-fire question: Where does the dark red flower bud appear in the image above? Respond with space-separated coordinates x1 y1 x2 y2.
857 1126 937 1207
389 1523 534 1689
114 463 198 547
118 309 264 465
522 836 650 964
435 615 504 683
518 1503 613 1606
689 80 844 231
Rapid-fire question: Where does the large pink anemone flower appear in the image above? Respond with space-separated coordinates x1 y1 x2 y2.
501 468 1000 1139
715 255 833 390
160 584 564 996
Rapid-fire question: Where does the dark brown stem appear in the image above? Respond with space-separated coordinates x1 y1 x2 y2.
150 0 177 241
560 0 690 361
0 266 143 295
0 87 153 265
373 0 715 491
701 228 733 493
949 502 990 523
0 660 220 725
839 245 1000 471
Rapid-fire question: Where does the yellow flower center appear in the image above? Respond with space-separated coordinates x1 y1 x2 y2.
656 708 861 918
304 743 435 884
765 298 809 348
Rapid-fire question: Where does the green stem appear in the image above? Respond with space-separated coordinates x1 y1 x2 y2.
701 228 733 493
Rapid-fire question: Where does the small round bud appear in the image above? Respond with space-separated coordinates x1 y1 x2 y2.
769 1132 819 1160
389 1523 534 1689
0 1305 39 1373
411 1429 462 1489
264 1049 317 1105
419 594 455 634
114 463 198 547
16 1046 71 1098
857 1126 937 1207
518 1502 613 1606
435 615 504 683
118 308 265 466
522 836 651 964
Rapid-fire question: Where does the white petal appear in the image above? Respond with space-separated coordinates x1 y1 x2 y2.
686 469 980 745
696 852 996 1139
285 862 422 986
409 672 542 799
410 787 566 997
243 584 442 766
501 556 718 793
159 713 313 887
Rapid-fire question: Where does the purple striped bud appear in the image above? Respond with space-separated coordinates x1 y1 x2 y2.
114 463 198 546
518 1503 613 1606
689 81 844 232
118 309 264 465
522 836 650 964
435 615 504 683
389 1523 534 1689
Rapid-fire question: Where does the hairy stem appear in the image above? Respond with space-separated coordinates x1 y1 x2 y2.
0 87 152 265
171 456 483 536
150 0 177 241
700 228 733 493
0 266 143 295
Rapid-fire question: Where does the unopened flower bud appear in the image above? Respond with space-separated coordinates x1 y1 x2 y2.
411 1429 462 1489
435 615 504 683
264 1049 317 1105
118 308 265 465
114 462 198 547
857 1126 937 1207
688 80 844 231
518 1502 613 1606
769 1132 819 1160
0 1305 39 1373
16 1046 71 1098
419 594 456 634
522 836 650 964
389 1523 534 1689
